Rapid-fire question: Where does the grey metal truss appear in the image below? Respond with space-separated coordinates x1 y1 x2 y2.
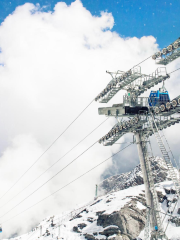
152 37 180 65
125 67 169 97
95 66 143 103
96 67 170 106
156 49 180 65
139 133 166 240
96 37 180 238
99 114 180 146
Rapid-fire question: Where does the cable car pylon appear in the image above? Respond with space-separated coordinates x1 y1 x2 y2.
95 36 180 240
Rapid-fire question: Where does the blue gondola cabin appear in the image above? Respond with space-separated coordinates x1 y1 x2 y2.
148 89 170 107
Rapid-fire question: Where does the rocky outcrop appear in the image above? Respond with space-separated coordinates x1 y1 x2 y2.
73 226 81 233
170 217 180 227
97 201 146 240
99 164 143 194
84 233 96 240
99 226 119 237
71 157 179 240
72 193 147 240
99 157 168 194
78 223 87 229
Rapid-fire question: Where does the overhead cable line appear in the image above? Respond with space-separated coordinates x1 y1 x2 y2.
130 55 152 70
169 67 180 75
26 202 90 240
0 99 95 201
26 231 36 240
0 118 109 210
3 59 179 215
0 139 98 219
2 51 180 221
1 143 132 225
0 50 172 203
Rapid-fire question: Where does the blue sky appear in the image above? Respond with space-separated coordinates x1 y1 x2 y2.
0 0 179 49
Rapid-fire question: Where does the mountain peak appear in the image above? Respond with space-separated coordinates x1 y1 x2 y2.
98 157 169 195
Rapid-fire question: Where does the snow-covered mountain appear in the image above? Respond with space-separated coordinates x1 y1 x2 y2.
3 158 180 240
98 157 170 195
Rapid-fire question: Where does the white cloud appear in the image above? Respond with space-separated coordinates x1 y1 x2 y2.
0 0 179 238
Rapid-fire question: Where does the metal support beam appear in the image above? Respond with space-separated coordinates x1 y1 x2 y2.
135 132 154 223
135 132 167 240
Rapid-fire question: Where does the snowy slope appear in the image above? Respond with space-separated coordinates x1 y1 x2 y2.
3 181 180 240
2 158 180 240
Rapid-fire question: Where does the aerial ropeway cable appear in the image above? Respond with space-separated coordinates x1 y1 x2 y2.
1 41 180 229
0 143 132 225
95 36 180 240
0 118 109 210
0 98 95 202
0 52 156 205
2 67 179 220
0 139 98 219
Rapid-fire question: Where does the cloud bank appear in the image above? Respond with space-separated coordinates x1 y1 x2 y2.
0 0 179 238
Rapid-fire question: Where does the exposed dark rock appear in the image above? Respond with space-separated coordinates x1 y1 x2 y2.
170 189 176 194
73 214 82 220
177 208 180 215
172 197 178 203
77 223 87 229
99 157 168 194
157 170 167 179
164 188 170 194
83 233 96 240
131 195 146 207
73 226 81 233
157 191 166 203
164 188 176 195
139 193 145 197
87 217 94 223
99 226 119 237
170 217 180 227
97 202 146 239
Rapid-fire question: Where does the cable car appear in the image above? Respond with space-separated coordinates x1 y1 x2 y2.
148 83 170 108
0 225 2 233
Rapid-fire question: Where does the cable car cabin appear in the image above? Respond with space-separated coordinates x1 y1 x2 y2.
0 226 2 233
148 89 170 107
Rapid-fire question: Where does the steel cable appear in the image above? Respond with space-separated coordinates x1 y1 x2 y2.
0 140 98 219
0 118 108 210
0 99 95 201
0 143 132 224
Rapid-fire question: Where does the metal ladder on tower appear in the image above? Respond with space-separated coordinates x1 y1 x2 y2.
148 110 180 196
144 207 151 240
142 135 165 239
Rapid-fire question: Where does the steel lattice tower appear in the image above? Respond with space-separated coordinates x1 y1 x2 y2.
95 37 180 240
